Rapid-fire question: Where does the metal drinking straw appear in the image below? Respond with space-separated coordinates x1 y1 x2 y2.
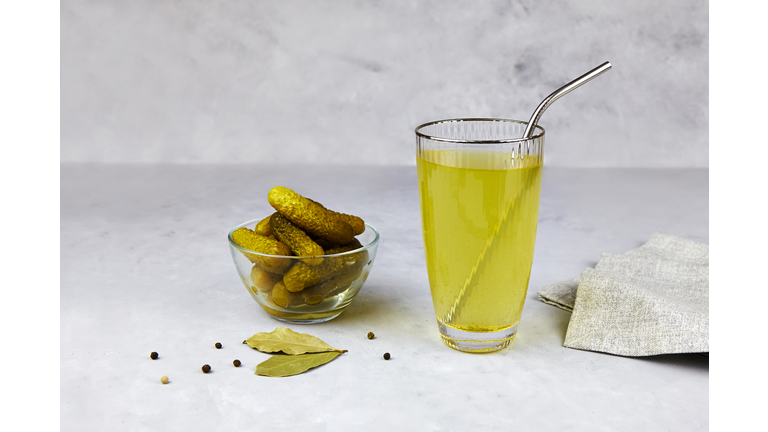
444 61 612 325
522 61 612 139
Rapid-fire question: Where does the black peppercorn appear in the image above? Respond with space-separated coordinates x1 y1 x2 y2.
215 342 222 349
150 352 158 360
383 353 391 360
233 359 241 367
202 364 211 373
367 332 375 340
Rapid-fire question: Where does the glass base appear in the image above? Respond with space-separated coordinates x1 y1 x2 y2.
260 304 344 324
438 321 518 353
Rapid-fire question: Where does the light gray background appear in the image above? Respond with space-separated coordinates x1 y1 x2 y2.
61 0 708 167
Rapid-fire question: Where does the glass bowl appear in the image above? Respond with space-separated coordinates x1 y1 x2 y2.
227 219 380 324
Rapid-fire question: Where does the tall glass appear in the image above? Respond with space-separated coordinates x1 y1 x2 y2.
415 118 544 353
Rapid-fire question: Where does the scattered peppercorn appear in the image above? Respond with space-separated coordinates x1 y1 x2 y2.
383 353 391 360
215 342 222 349
160 376 169 384
202 364 211 373
233 359 241 367
367 332 375 340
150 352 158 360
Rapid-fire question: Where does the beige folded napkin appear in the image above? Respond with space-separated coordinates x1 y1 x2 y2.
538 233 709 356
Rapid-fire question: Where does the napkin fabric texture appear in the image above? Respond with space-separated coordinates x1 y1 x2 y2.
538 233 709 357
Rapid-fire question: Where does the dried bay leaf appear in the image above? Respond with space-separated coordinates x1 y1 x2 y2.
255 352 341 377
246 327 347 355
247 328 347 377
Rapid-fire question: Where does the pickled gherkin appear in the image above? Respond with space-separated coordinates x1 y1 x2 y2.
307 198 365 236
269 213 325 266
312 237 341 251
282 242 368 293
253 213 274 237
267 187 355 245
250 265 282 292
302 266 365 305
231 227 293 274
336 213 365 236
271 281 303 308
326 238 362 253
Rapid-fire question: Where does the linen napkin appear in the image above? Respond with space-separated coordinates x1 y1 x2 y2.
538 233 709 356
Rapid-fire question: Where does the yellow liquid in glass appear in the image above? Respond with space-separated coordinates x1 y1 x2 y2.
417 149 542 333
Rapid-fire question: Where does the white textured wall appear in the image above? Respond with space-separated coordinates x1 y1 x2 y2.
61 0 708 167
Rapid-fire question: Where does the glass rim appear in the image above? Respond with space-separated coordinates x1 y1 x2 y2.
228 220 380 259
414 117 545 144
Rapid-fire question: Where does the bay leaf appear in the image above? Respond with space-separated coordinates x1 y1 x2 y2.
255 352 341 377
246 327 346 355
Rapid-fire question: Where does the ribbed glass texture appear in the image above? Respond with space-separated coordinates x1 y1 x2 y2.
416 118 544 169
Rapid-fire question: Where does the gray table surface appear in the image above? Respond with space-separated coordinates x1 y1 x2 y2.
61 164 708 431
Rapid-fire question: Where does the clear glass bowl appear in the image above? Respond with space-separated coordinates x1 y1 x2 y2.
228 219 380 324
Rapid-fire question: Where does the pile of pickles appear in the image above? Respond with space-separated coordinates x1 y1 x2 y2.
232 186 369 310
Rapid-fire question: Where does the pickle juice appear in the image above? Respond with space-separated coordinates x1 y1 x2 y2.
417 149 543 335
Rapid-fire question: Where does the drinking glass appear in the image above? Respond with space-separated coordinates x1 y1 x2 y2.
416 118 545 352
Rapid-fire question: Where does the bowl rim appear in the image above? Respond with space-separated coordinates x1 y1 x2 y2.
228 219 380 259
